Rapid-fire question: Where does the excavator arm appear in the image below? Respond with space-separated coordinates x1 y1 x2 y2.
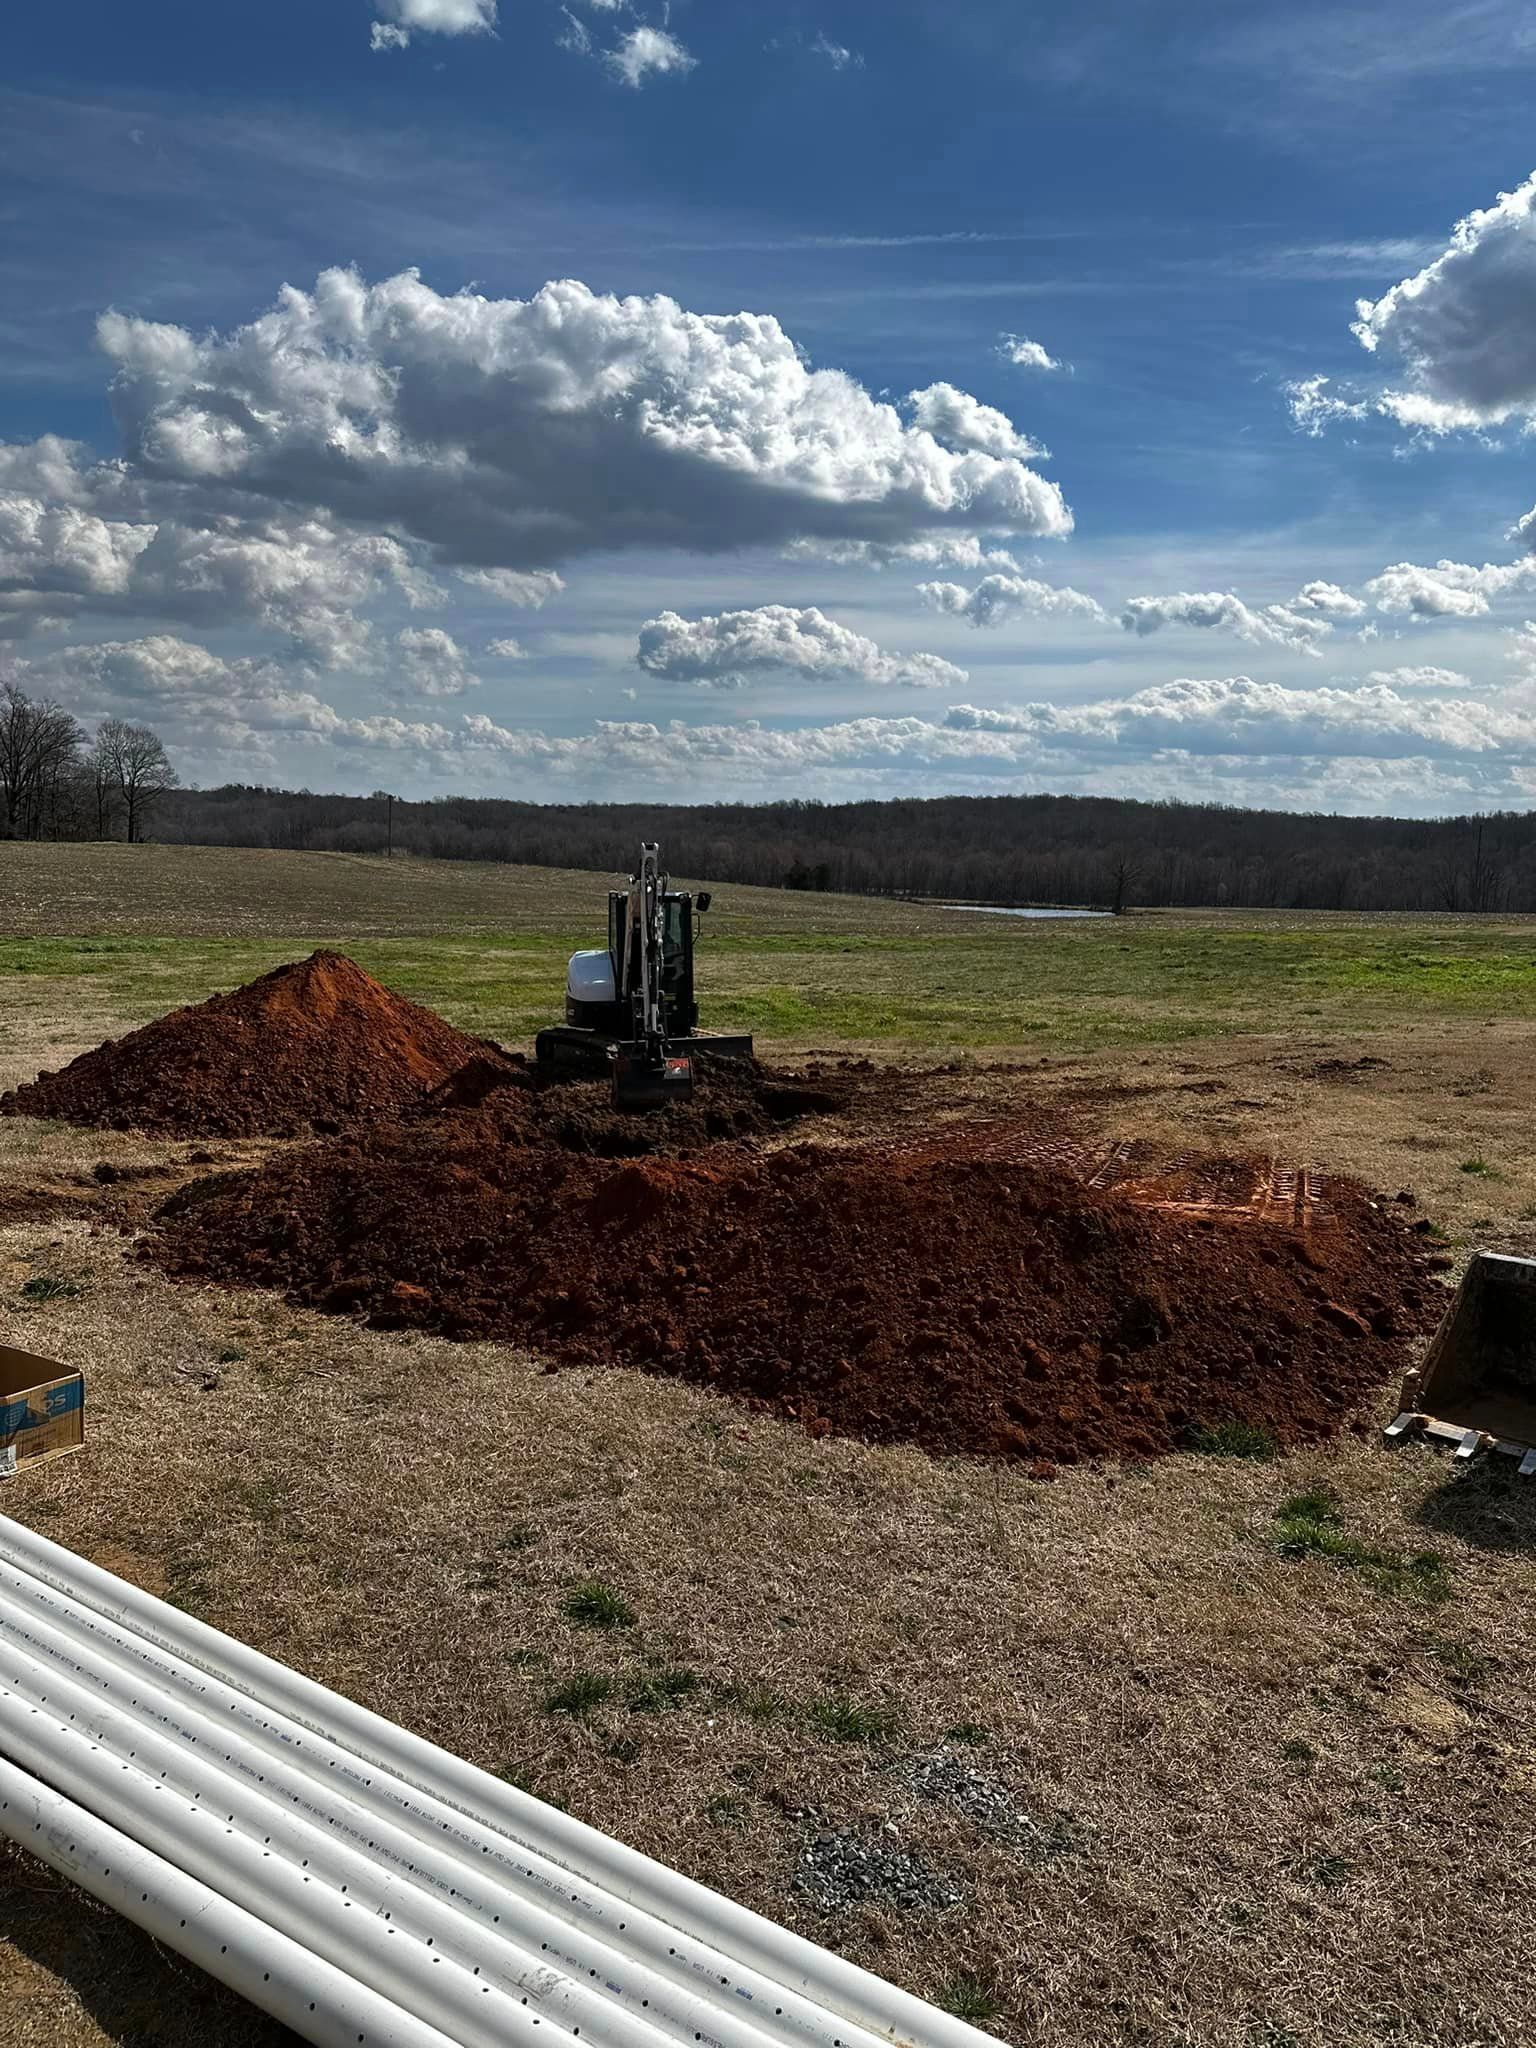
611 845 695 1111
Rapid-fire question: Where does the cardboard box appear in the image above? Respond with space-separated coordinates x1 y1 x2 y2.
0 1344 84 1477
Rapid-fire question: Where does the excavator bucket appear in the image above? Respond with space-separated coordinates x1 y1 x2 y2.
1387 1252 1536 1473
611 1048 694 1113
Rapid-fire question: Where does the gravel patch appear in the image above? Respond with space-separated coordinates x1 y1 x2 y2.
904 1745 1081 1856
792 1824 963 1916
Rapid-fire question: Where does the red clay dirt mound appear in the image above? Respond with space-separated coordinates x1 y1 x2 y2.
145 1098 1439 1464
0 951 491 1139
418 1054 854 1156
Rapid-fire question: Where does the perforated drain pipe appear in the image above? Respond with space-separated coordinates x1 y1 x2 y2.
0 1515 989 2048
0 1755 464 2048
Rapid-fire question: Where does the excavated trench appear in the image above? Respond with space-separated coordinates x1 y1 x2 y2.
5 954 1441 1464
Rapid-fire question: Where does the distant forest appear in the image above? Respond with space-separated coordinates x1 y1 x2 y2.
138 783 1536 913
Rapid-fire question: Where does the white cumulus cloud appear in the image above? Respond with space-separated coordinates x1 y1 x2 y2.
944 674 1535 761
606 26 696 86
1293 579 1367 618
370 0 497 49
1350 172 1536 431
1365 557 1536 619
456 567 565 607
395 626 479 697
905 382 1044 460
16 636 1536 809
1 634 435 761
0 438 440 663
634 604 967 689
917 573 1103 628
1366 666 1473 691
784 533 1022 574
97 270 1070 574
998 334 1061 372
1119 591 1333 656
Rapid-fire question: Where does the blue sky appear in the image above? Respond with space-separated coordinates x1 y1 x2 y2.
8 1 1536 811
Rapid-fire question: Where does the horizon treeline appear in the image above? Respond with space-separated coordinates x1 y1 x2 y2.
119 781 1536 912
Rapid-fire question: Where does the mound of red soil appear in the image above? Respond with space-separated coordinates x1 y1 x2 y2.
1 952 491 1138
145 1096 1438 1464
420 1056 853 1157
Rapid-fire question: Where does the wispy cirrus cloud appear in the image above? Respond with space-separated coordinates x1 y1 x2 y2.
810 31 862 69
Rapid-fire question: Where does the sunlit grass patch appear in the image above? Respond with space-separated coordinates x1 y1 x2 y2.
562 1580 637 1630
1272 1492 1451 1602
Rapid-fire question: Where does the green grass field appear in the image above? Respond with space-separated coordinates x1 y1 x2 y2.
5 839 1536 1057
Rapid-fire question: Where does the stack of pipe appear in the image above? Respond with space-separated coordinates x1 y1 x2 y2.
0 1515 986 2048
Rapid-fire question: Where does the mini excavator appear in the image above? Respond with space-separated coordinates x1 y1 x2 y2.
534 845 753 1109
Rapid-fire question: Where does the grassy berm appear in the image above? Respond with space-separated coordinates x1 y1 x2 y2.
1 843 1535 2048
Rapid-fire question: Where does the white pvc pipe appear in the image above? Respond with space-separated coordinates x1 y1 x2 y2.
0 1515 982 2048
0 1560 865 2048
0 1753 466 2048
0 1665 555 2048
0 1627 664 2048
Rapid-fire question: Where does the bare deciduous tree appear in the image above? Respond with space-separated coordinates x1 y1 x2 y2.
89 723 124 840
0 682 85 839
1108 850 1138 916
97 718 178 843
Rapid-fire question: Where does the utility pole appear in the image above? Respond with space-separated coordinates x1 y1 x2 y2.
386 792 394 858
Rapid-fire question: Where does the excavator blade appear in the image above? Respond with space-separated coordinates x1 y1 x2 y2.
611 1048 694 1112
1386 1251 1536 1470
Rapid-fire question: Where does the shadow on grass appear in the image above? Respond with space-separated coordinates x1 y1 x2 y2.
1415 1458 1536 1555
0 1839 285 2047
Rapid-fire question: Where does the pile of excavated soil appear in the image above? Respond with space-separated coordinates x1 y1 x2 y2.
0 952 491 1139
145 1100 1438 1464
420 1051 853 1155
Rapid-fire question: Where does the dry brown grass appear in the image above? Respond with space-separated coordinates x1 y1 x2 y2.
3 1211 1535 2048
3 852 1536 2048
0 839 955 941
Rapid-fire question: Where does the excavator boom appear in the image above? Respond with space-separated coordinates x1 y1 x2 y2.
612 845 693 1111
